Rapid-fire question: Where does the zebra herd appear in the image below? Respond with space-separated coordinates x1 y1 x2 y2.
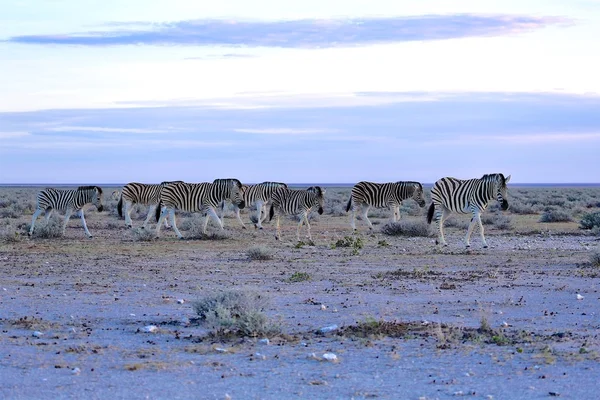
28 173 511 248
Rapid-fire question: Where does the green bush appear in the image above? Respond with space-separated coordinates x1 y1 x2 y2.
539 210 572 223
580 212 600 230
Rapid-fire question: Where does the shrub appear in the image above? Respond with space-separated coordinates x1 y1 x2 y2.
580 212 600 230
192 290 278 337
32 215 64 238
0 223 21 243
287 272 310 282
247 246 274 261
539 210 572 223
381 220 429 237
132 227 155 242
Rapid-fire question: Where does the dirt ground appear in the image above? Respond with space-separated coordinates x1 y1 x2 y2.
1 187 599 399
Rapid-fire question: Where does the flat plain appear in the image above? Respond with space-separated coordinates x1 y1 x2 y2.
1 185 599 400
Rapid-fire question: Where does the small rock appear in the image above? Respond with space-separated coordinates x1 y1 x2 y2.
317 324 338 334
143 325 158 333
322 353 338 362
32 331 44 338
576 294 584 300
320 304 327 310
258 338 270 345
254 352 267 360
214 347 228 353
71 367 81 375
177 299 185 304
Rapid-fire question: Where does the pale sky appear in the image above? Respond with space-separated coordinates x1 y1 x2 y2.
1 0 599 184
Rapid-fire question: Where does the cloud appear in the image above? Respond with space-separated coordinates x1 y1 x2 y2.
7 14 572 48
234 128 338 135
47 126 178 134
0 131 30 139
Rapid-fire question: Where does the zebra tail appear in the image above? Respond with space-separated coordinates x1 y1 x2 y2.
155 202 162 222
117 195 123 218
426 203 435 224
345 197 352 213
269 204 275 221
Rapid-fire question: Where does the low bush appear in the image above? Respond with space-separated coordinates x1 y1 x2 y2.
247 246 274 261
381 220 429 237
539 210 572 223
580 212 600 230
590 250 600 267
132 227 155 242
32 215 64 238
192 290 279 337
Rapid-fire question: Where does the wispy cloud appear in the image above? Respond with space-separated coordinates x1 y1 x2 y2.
47 126 178 134
234 128 337 135
7 14 572 48
0 131 30 139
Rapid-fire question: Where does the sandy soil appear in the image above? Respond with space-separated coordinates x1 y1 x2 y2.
1 189 600 399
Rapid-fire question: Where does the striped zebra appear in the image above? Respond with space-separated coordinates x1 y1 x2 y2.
155 179 245 239
29 186 104 238
219 181 288 229
346 181 426 231
427 173 511 248
117 181 183 229
269 186 326 241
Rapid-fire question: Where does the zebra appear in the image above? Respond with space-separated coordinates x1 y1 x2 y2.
346 181 426 231
28 186 104 238
269 186 326 241
117 181 183 229
155 179 245 239
427 173 511 248
219 181 288 229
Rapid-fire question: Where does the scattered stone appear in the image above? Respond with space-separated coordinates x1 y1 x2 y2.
71 367 81 375
576 294 584 300
143 325 158 333
32 331 44 338
317 324 338 334
322 353 338 362
177 299 185 304
258 338 270 345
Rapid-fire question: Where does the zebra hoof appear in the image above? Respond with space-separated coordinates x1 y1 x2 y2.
88 236 93 239
483 245 488 249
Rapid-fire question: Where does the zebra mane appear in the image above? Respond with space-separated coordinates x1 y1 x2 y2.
213 178 243 188
77 185 102 194
481 173 505 185
307 186 324 197
161 180 184 185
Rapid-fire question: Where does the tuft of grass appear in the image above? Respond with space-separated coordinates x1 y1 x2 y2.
0 223 21 243
580 212 600 230
132 227 155 242
381 220 430 237
286 272 310 282
539 209 572 223
331 236 363 255
192 290 279 337
247 246 274 261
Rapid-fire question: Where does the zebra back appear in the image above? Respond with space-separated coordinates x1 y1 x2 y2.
347 181 425 211
244 181 288 204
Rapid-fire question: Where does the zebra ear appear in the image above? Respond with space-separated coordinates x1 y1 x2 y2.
504 175 511 184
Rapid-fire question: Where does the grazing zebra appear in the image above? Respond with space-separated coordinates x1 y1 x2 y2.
155 179 245 239
219 181 288 229
29 186 104 238
346 181 426 230
427 173 511 248
269 186 326 241
117 181 183 229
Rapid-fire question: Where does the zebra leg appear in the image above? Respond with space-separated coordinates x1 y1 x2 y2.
349 204 357 231
168 209 183 239
77 209 93 238
274 213 281 241
142 204 157 229
361 205 374 230
436 207 452 246
465 210 483 248
235 206 247 229
62 207 74 235
392 205 400 222
124 200 134 228
28 208 44 236
44 208 53 223
204 207 224 234
155 206 168 238
254 201 264 229
303 213 313 241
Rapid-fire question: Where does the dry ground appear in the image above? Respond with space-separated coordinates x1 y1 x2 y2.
1 186 599 399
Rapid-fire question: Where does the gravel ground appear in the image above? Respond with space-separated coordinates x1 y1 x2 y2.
1 189 600 399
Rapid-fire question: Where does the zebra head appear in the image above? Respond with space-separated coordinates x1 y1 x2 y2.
229 179 246 210
487 173 511 211
79 185 104 212
412 183 426 208
307 186 326 215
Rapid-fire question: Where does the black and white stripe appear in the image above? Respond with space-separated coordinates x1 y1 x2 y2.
29 186 104 238
117 181 183 229
268 186 326 241
220 181 288 229
155 179 245 239
346 181 426 230
427 173 511 248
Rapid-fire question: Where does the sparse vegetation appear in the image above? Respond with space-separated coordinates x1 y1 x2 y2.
591 250 600 267
580 212 600 231
381 220 429 237
247 246 274 260
331 235 363 255
539 209 572 223
286 271 311 282
132 227 155 242
31 215 64 238
192 290 279 337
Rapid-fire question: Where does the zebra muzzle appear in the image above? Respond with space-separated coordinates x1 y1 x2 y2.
97 205 104 212
317 206 324 215
500 200 509 210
